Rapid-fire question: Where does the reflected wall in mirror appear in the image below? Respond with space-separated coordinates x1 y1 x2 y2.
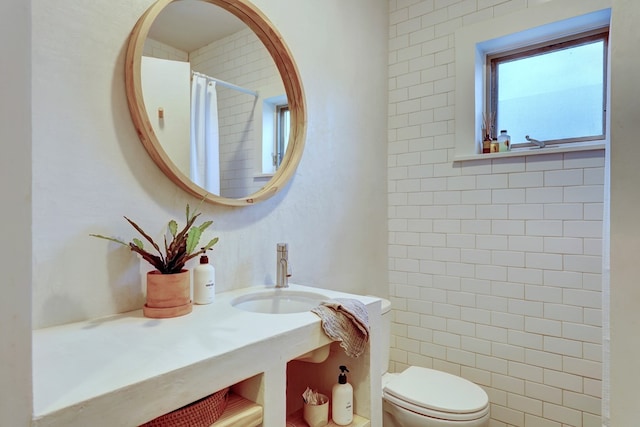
125 0 306 206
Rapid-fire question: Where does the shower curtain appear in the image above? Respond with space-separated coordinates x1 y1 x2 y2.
190 75 221 194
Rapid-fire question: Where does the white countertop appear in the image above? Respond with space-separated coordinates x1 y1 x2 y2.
32 284 378 427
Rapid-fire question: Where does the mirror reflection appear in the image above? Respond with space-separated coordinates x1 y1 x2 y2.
142 0 288 198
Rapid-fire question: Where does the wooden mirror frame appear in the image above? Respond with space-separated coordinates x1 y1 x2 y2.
125 0 306 206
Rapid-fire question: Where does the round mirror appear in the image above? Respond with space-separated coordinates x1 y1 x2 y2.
125 0 306 206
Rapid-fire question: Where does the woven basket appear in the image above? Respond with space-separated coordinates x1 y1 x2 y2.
140 387 230 427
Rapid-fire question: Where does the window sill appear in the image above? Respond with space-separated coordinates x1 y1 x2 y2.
254 173 273 180
453 140 606 162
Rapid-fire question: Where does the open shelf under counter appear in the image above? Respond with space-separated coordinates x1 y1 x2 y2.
211 393 262 427
286 409 370 427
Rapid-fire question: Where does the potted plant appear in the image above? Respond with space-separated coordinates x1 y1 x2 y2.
91 203 219 318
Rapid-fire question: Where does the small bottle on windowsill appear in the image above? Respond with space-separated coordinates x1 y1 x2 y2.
498 130 511 152
482 139 491 154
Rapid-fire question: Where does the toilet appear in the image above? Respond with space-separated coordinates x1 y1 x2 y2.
379 298 490 427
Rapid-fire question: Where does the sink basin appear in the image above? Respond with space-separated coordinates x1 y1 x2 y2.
231 289 327 314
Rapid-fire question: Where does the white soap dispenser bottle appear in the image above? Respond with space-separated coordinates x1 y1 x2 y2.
193 250 215 304
331 365 353 425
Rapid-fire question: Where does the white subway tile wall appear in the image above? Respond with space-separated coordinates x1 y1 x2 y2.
190 28 284 198
143 38 189 62
143 30 283 197
388 1 604 425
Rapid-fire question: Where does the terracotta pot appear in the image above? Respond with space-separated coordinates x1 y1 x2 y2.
143 270 192 318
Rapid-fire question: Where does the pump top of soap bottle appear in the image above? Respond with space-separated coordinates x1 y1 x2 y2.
338 365 349 384
199 248 210 264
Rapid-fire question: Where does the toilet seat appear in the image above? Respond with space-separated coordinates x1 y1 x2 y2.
383 366 489 422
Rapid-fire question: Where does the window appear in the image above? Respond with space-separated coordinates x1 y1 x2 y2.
488 29 608 146
260 94 287 175
274 104 290 168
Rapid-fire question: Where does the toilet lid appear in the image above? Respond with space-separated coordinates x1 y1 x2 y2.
383 367 489 421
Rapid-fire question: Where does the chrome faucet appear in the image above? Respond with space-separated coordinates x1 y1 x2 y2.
525 135 545 148
276 243 289 288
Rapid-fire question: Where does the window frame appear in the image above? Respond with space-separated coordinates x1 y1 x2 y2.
274 104 290 169
487 27 609 147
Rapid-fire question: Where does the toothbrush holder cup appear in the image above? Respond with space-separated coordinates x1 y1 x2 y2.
303 394 329 427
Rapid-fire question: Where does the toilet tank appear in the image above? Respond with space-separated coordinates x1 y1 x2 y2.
380 297 392 376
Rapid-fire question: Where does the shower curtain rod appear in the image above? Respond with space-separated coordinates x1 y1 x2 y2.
191 71 258 97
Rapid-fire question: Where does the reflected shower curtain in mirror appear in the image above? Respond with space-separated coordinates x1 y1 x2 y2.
190 76 221 194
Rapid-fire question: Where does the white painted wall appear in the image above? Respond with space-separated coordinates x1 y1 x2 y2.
29 0 389 330
141 56 191 176
609 0 640 424
0 1 32 425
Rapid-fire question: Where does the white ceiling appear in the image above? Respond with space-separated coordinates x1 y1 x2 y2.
147 0 246 53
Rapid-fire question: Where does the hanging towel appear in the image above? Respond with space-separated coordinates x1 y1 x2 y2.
311 298 370 358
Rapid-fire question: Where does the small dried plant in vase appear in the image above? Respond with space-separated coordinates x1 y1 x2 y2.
482 111 496 142
481 111 497 153
91 203 219 318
